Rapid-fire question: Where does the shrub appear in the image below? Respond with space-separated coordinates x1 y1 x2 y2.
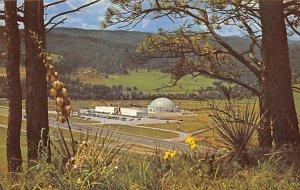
11 128 126 190
209 100 259 166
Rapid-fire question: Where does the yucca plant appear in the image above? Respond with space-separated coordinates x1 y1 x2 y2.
17 126 128 190
209 100 260 166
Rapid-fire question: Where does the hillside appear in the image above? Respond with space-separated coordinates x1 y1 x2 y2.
71 69 217 94
1 27 300 75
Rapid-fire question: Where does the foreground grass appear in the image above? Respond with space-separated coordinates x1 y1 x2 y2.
1 141 299 189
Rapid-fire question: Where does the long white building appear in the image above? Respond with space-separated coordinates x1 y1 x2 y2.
95 106 148 117
95 106 116 114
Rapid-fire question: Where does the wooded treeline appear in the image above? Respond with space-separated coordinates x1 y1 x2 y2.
1 27 300 77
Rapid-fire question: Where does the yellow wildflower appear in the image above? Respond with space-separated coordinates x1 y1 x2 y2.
77 178 82 184
170 151 176 158
190 143 197 149
185 137 196 145
164 151 171 160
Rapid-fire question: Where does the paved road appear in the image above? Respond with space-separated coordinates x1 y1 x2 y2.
1 105 209 152
49 119 192 151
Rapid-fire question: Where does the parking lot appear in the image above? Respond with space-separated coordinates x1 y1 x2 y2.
72 109 176 125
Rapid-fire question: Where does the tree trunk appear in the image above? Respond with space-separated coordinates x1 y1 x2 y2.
5 0 23 173
24 0 49 161
258 89 272 148
260 0 300 147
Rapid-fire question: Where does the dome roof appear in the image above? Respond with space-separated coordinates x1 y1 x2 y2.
149 97 176 108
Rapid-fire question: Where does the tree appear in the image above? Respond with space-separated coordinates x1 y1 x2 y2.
5 0 22 173
22 0 101 162
24 0 49 161
104 0 300 147
259 0 299 146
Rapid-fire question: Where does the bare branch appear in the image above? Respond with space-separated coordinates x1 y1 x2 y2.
194 68 259 95
286 18 300 36
0 13 24 22
46 18 67 33
45 0 100 27
44 0 67 9
283 0 300 8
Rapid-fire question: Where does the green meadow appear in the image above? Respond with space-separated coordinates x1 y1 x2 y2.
72 69 218 94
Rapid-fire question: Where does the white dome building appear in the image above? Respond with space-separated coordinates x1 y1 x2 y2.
147 97 180 113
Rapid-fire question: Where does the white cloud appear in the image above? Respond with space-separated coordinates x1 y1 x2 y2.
97 15 105 23
67 0 111 12
217 26 243 37
66 0 77 9
81 23 99 30
66 15 84 24
141 19 150 29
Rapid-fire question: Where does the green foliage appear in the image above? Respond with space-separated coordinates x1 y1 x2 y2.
209 100 259 166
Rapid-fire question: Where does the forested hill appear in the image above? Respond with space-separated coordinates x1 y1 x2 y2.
47 28 148 74
1 27 300 75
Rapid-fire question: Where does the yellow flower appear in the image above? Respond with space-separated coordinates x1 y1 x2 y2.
164 151 171 160
185 137 196 145
77 178 82 184
190 143 197 149
170 151 176 158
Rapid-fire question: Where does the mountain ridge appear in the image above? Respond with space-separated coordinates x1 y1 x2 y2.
1 27 300 75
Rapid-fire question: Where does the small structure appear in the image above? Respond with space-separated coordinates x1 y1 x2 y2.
147 97 180 113
119 107 148 117
95 106 148 117
95 106 116 114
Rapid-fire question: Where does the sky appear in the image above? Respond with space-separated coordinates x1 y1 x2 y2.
0 0 245 36
0 0 299 40
43 0 245 36
44 0 193 33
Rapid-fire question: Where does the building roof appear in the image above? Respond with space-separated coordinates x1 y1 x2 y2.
149 97 176 108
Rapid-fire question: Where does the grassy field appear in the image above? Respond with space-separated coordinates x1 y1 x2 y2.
0 114 27 128
0 54 59 79
293 86 300 118
72 69 218 94
142 113 211 133
48 112 96 124
92 124 179 139
0 127 27 173
0 121 102 173
0 66 26 79
0 67 5 76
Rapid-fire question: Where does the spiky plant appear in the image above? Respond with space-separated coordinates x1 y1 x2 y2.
209 100 259 166
19 127 127 189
